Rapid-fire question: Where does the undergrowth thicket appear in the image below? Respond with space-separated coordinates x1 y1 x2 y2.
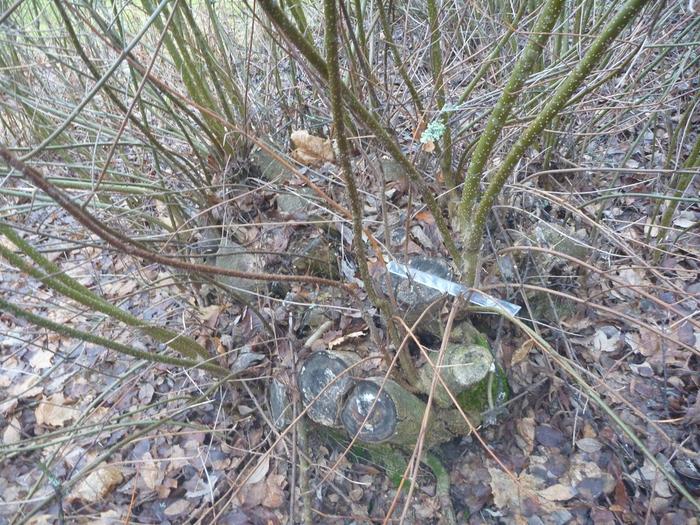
1 0 699 522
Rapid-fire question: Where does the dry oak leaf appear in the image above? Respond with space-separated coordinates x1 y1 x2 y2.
488 467 560 513
68 464 124 503
3 375 43 416
29 349 54 370
685 395 700 424
488 467 542 509
25 515 54 525
516 416 536 454
35 393 79 428
140 451 164 490
246 455 269 486
290 129 335 166
512 339 535 366
421 140 436 153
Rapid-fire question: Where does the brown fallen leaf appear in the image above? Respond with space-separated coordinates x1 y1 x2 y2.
29 349 54 370
102 278 138 299
262 474 286 508
290 129 335 166
198 304 224 327
328 330 366 350
94 510 123 524
516 416 535 454
612 267 643 299
140 452 164 491
164 499 190 517
591 327 621 353
240 481 265 508
488 467 541 509
412 118 427 141
3 417 21 445
576 437 603 453
685 395 700 424
68 464 123 503
2 375 43 415
512 339 535 365
35 393 79 428
246 456 269 485
156 477 178 499
540 483 576 501
26 515 54 525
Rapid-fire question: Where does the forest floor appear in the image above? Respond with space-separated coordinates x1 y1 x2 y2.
2 133 699 524
1 2 699 524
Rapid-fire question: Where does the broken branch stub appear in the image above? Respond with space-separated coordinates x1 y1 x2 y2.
297 350 358 427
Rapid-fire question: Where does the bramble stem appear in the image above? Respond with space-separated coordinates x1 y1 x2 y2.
458 0 565 283
460 0 651 285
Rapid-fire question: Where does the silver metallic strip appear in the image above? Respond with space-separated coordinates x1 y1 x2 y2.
386 261 521 316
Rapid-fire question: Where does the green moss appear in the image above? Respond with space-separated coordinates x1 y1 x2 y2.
474 331 489 349
422 453 450 494
330 434 451 492
320 427 410 488
447 321 509 413
456 365 510 413
449 320 489 348
364 445 410 488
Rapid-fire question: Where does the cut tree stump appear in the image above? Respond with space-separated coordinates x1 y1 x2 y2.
297 350 358 427
418 343 494 408
340 377 477 448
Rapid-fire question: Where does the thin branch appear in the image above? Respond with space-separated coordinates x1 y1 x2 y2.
0 297 230 377
256 0 462 265
0 147 354 293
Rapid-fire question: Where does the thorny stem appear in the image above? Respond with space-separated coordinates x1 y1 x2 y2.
324 0 379 304
458 0 565 283
461 0 651 286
